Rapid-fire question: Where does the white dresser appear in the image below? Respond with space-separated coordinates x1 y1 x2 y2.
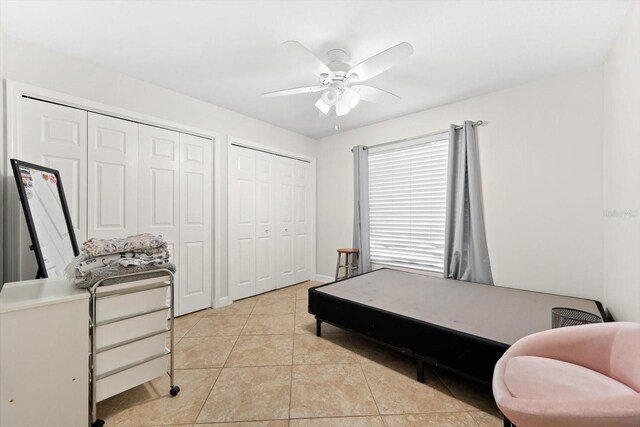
0 278 89 427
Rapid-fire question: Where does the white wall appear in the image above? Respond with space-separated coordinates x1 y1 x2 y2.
0 26 5 283
317 67 604 301
603 1 640 322
1 34 316 304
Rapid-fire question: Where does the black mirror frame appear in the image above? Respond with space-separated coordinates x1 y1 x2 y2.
10 158 80 279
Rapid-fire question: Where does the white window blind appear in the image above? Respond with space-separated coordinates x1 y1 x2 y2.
368 132 449 272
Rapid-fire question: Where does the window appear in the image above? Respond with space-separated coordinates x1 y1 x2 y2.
368 132 449 272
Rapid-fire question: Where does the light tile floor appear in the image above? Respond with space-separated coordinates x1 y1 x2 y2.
97 281 504 426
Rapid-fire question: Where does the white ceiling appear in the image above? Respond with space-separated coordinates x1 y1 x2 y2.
1 0 630 139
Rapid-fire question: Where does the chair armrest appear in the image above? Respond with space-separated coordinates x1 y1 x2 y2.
504 322 628 376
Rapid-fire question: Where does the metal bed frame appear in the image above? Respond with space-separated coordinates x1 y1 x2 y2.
89 269 179 427
309 269 609 386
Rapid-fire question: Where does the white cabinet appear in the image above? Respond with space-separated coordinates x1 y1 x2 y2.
9 97 213 315
229 145 313 300
0 278 89 427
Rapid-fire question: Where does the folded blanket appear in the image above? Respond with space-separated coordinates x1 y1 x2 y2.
76 251 171 275
82 233 167 257
73 262 177 289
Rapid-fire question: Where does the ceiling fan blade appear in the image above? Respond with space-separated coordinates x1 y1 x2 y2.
262 86 324 97
352 85 400 104
283 40 332 76
347 42 413 82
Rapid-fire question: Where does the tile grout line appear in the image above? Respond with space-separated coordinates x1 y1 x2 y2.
288 336 295 421
358 361 383 420
191 314 245 424
466 410 486 427
192 362 225 425
288 291 300 420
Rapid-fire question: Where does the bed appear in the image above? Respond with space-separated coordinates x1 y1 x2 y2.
308 268 608 385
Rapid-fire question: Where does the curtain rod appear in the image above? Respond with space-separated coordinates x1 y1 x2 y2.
360 120 486 151
455 120 486 129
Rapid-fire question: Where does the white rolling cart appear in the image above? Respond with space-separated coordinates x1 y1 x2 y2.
89 269 180 427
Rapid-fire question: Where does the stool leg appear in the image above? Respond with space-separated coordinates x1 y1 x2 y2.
344 253 350 278
353 252 359 275
335 253 341 281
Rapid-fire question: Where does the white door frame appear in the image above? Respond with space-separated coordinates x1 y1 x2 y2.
3 81 224 309
227 136 317 300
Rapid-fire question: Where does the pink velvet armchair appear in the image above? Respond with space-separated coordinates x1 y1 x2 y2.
493 322 640 427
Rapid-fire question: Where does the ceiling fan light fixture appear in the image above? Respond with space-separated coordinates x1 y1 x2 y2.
335 97 351 116
321 88 338 106
343 88 361 109
314 97 330 115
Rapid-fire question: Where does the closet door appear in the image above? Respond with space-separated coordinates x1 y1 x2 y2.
255 152 276 294
228 146 256 300
88 113 139 239
293 161 311 283
276 157 295 288
179 134 213 314
14 99 87 280
138 124 181 307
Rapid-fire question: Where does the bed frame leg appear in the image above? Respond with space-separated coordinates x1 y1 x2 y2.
316 318 322 336
416 359 425 383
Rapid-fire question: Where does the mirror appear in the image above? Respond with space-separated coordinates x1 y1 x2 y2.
10 159 79 279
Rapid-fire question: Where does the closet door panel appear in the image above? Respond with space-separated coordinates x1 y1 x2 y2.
255 152 276 294
138 125 181 309
293 162 311 282
179 134 213 314
276 158 295 288
88 113 138 239
229 146 256 300
14 98 87 280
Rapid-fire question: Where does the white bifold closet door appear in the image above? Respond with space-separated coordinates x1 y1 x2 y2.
11 98 212 316
229 145 312 300
178 134 213 314
137 125 181 309
15 99 88 280
88 119 213 315
87 114 139 239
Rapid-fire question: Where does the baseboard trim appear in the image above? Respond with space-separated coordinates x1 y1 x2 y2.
214 295 231 309
313 273 334 283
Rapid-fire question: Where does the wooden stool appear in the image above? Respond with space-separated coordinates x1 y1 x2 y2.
335 248 359 280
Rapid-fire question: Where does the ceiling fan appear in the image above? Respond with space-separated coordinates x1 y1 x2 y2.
262 41 414 118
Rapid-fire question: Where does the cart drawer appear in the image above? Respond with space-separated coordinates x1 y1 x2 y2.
96 308 169 349
95 333 167 376
96 286 169 323
95 354 169 402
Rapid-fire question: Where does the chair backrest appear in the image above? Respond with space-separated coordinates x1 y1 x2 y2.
609 323 640 392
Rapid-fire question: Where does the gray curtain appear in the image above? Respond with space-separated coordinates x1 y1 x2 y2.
444 121 493 284
352 145 371 274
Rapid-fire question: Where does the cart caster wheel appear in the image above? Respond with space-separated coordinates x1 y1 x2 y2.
170 385 180 396
91 420 105 427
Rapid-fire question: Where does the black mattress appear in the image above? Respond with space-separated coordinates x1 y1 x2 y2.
308 268 607 385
